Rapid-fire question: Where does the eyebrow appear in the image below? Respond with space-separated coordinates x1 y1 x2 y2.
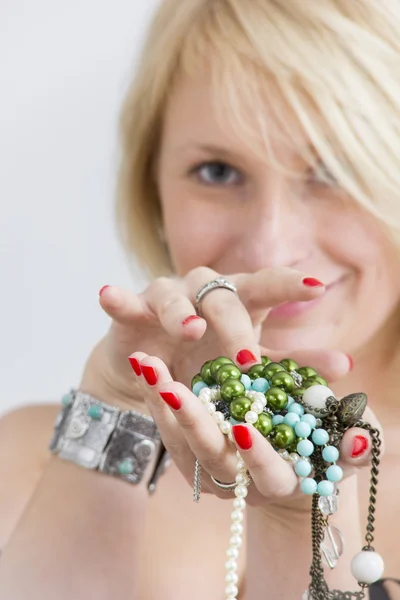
172 143 243 159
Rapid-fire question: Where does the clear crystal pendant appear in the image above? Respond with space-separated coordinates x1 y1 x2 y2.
318 493 339 515
320 525 345 569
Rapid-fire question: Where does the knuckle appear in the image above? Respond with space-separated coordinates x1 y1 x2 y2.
158 295 186 318
187 266 216 285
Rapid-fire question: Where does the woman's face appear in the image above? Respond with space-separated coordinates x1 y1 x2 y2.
156 75 400 354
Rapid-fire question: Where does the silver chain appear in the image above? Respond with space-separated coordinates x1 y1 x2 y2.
193 458 202 502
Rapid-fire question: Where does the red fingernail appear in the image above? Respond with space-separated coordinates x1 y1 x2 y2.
236 349 257 365
303 277 324 287
128 357 141 376
142 365 158 386
99 285 110 296
232 425 253 450
182 315 202 326
351 435 369 458
346 354 354 371
159 391 181 410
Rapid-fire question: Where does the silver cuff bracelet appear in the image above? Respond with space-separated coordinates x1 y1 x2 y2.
49 390 170 493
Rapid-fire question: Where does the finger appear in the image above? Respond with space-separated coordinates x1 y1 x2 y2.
143 278 207 340
339 407 384 467
99 285 147 324
127 351 148 376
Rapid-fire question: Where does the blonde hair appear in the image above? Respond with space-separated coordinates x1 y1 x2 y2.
116 0 400 279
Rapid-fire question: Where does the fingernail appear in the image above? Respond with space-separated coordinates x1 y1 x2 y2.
303 277 324 287
99 285 110 296
182 315 202 326
351 435 369 458
346 354 354 371
236 349 257 365
142 365 158 386
232 425 253 450
159 391 181 410
128 357 141 376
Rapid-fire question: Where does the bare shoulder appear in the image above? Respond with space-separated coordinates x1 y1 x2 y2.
0 403 59 547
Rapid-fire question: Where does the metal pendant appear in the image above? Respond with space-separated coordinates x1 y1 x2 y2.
337 393 367 426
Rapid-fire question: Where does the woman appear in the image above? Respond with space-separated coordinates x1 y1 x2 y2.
0 0 399 598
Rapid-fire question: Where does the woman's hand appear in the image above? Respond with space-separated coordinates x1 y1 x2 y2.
80 266 351 409
127 351 383 508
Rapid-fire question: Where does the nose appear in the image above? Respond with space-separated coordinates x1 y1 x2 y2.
233 177 313 272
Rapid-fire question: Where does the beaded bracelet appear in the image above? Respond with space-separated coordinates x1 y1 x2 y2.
191 356 382 600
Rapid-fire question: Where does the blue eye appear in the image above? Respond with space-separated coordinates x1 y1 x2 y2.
191 162 242 186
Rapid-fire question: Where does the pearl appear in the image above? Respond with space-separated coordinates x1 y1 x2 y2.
245 410 259 424
278 449 289 460
228 430 235 443
221 379 246 401
225 584 239 598
236 459 245 471
213 411 225 425
231 510 244 522
207 403 216 415
235 485 248 498
229 535 243 547
246 390 257 399
225 559 238 571
226 547 239 559
220 421 232 435
273 423 296 449
253 392 267 405
233 498 246 510
251 401 264 414
230 396 252 421
226 572 239 584
230 522 243 535
289 452 300 464
302 385 336 412
350 551 385 584
254 413 273 437
235 473 248 486
216 363 242 385
193 381 208 396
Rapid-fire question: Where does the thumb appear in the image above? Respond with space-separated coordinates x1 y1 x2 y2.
339 407 384 468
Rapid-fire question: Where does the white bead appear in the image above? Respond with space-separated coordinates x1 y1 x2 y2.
235 485 248 498
226 572 239 585
233 497 246 510
246 390 257 399
289 452 300 464
236 459 246 471
229 535 243 547
225 559 238 571
245 410 258 424
225 584 239 597
210 389 220 401
231 510 244 522
302 385 336 412
350 551 385 585
251 401 264 414
220 421 232 435
199 388 211 399
226 547 239 559
207 403 216 415
235 473 248 486
278 449 289 460
200 395 211 405
213 411 225 424
228 429 235 442
253 392 267 405
230 522 243 535
236 451 242 458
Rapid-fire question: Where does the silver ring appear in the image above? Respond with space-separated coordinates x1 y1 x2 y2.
210 473 253 492
195 276 238 317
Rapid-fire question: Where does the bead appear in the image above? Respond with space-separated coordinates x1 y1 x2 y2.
210 356 234 379
326 465 343 482
280 358 299 371
247 364 265 380
254 413 273 437
235 485 248 498
300 478 318 495
191 373 203 388
272 415 284 425
61 394 72 406
199 387 212 403
226 547 239 559
231 510 244 522
350 551 385 585
251 377 269 393
321 524 344 569
272 424 296 449
236 459 246 471
288 402 305 416
318 494 339 515
295 421 312 439
240 374 252 390
216 363 242 385
305 375 328 386
229 535 243 547
225 559 238 570
302 385 336 412
322 445 340 463
221 379 246 402
286 396 295 407
117 458 134 475
230 396 252 421
245 410 259 424
337 392 368 426
295 459 312 477
291 387 306 398
265 387 288 411
289 452 300 464
226 572 239 585
200 360 215 385
88 405 103 420
253 391 267 406
233 498 246 510
225 584 239 597
270 371 295 393
263 362 285 380
220 421 232 435
261 355 273 365
284 412 301 427
235 473 248 486
213 411 225 425
230 522 243 535
228 429 235 443
317 480 334 496
251 401 265 414
301 414 317 429
278 449 289 460
206 403 216 415
297 439 314 457
302 380 320 389
246 390 257 399
297 366 318 379
312 428 330 446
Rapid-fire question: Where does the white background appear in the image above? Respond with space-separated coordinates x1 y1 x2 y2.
0 1 161 416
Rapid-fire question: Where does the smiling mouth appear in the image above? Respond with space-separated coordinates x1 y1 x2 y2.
268 279 342 320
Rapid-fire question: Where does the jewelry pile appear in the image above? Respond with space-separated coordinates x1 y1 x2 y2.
191 356 383 600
